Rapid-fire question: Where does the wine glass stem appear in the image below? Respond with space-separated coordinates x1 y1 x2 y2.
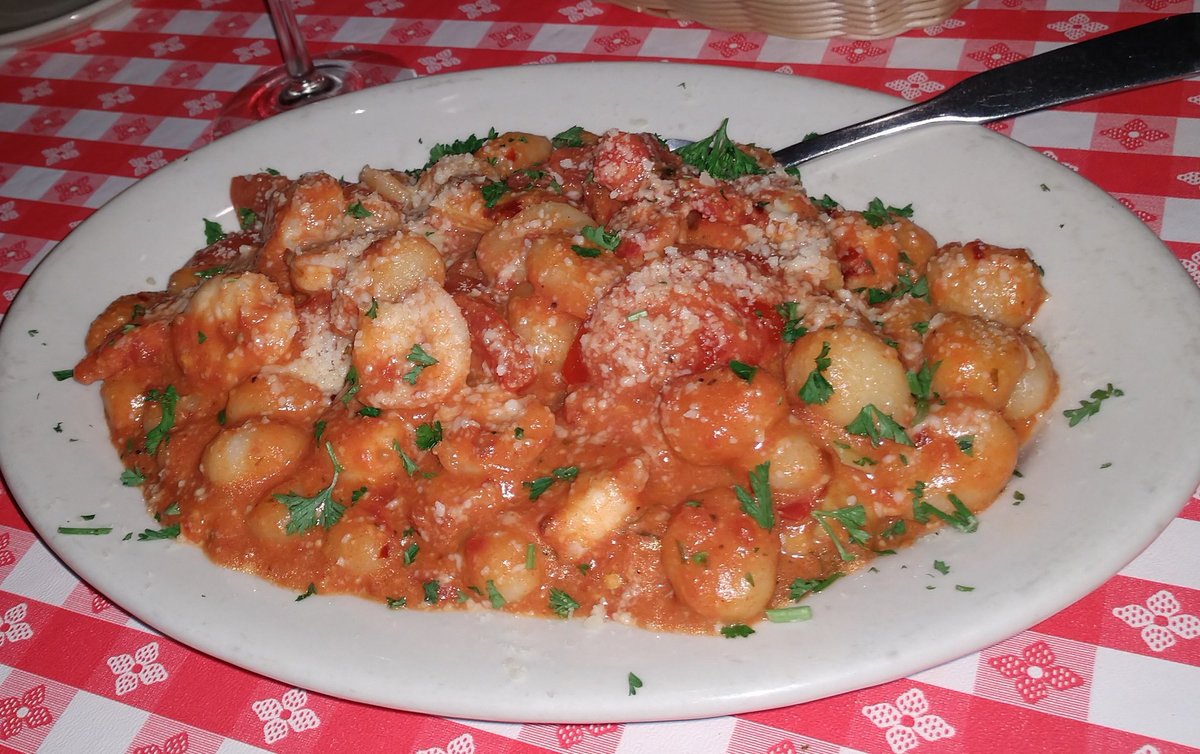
264 0 334 104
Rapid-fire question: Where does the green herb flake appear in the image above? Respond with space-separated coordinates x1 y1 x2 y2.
552 126 585 148
811 504 871 562
813 194 840 212
912 320 930 335
386 596 407 609
789 573 842 601
798 342 834 404
423 580 441 604
676 118 764 180
144 385 178 455
53 422 63 433
861 198 914 228
238 207 257 229
120 468 145 487
1063 383 1124 426
955 435 975 456
549 587 580 618
52 369 74 381
523 466 579 501
1100 462 1112 469
571 244 602 258
933 559 950 575
1012 490 1026 505
271 442 347 534
480 181 509 208
956 584 975 592
733 461 774 530
415 421 443 451
393 439 419 476
846 404 913 447
525 543 537 570
720 624 755 638
765 605 813 623
345 201 373 218
402 344 439 385
295 583 317 601
729 360 757 382
137 524 181 541
203 218 225 245
514 426 526 439
57 526 113 535
357 406 382 418
627 672 643 696
340 366 361 406
485 580 506 608
365 297 378 319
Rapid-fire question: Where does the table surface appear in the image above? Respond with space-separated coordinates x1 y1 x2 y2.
1 0 1199 752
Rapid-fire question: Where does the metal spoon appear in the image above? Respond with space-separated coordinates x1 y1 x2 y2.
669 13 1200 167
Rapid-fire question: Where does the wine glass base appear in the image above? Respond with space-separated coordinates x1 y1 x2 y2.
212 49 416 139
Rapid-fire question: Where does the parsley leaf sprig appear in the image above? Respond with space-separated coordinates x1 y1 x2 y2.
676 118 765 181
143 385 178 455
402 344 439 385
272 442 347 534
811 504 871 562
549 587 580 618
910 481 978 533
1063 383 1124 426
552 126 585 148
846 404 913 447
861 198 914 228
798 342 834 405
733 462 774 530
776 301 807 343
524 466 579 501
906 361 940 423
424 127 497 168
571 225 621 258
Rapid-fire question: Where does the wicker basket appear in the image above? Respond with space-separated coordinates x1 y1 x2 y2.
609 0 968 39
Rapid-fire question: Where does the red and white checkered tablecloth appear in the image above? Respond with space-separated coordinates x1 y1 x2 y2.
1 0 1199 752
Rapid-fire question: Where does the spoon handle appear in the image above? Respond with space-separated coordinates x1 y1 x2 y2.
771 12 1200 167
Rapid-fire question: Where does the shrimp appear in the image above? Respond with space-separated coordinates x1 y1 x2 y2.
592 130 680 202
352 279 470 409
330 232 446 334
170 273 298 391
453 293 536 392
475 201 594 291
433 384 555 481
580 250 782 389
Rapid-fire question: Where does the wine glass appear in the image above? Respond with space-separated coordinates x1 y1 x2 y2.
212 0 415 138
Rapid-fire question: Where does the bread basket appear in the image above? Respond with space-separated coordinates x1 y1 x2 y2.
608 0 969 39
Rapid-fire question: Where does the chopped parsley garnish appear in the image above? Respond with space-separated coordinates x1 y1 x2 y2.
365 298 378 319
676 118 764 180
551 125 585 148
295 583 317 601
120 468 145 487
846 404 913 447
933 559 950 575
53 422 63 433
524 466 579 501
203 218 225 244
912 320 930 335
729 360 757 382
393 439 419 476
571 244 601 259
485 580 506 608
193 266 225 279
861 198 914 228
423 580 441 604
907 361 939 423
415 421 443 451
911 482 978 532
1063 383 1124 426
514 426 526 439
346 201 373 218
52 369 74 381
351 486 368 502
798 342 833 404
357 406 382 418
881 519 906 539
238 207 257 229
525 543 536 570
776 301 807 342
813 194 840 212
765 605 813 623
271 442 347 534
955 435 975 456
163 501 181 516
480 181 509 208
403 541 419 565
144 385 178 455
788 573 841 601
217 409 226 426
314 419 326 442
627 672 643 696
570 225 619 258
956 584 975 592
1012 490 1025 505
720 624 755 638
402 344 439 385
137 525 181 541
340 366 361 405
57 526 113 535
197 332 206 343
733 461 773 530
549 588 580 618
386 596 407 609
424 127 497 168
811 504 870 562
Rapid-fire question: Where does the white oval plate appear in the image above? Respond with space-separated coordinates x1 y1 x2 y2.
2 63 1199 724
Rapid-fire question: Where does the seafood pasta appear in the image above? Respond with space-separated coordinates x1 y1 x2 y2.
72 123 1056 633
